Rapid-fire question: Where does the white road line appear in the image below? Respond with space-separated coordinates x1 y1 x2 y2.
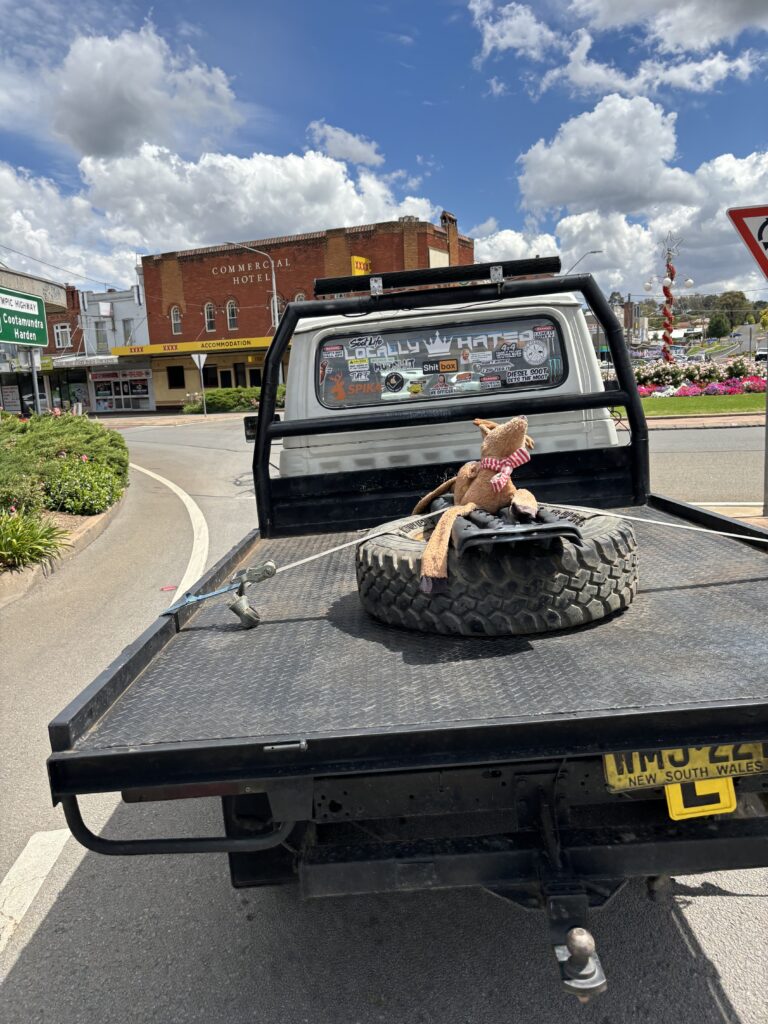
130 462 210 595
0 829 70 954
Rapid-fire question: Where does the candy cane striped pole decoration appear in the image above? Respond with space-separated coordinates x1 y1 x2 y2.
661 247 676 364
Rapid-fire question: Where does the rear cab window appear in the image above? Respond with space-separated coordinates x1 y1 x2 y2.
315 315 567 409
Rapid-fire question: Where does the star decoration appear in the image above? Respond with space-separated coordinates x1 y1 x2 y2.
660 232 683 259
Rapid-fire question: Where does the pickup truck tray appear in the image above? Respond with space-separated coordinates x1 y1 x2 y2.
48 503 768 800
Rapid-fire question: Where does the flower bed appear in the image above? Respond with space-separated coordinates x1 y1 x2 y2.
605 359 766 400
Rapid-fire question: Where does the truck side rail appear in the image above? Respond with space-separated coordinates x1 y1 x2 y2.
252 273 649 537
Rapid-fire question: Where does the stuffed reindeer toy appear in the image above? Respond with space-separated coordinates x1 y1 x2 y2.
413 416 537 591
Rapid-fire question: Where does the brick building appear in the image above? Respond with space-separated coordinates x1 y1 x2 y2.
121 212 473 408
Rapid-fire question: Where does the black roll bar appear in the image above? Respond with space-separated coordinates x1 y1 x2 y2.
314 255 562 297
252 274 648 537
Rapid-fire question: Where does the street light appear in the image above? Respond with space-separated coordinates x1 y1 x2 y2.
226 242 279 331
563 249 603 275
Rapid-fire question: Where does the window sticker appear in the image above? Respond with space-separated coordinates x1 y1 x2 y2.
316 315 566 409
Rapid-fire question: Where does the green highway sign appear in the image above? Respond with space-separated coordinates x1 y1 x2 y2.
0 286 49 347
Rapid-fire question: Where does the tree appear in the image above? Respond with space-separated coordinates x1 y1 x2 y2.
608 290 624 307
746 313 755 324
761 309 768 331
707 312 731 338
715 291 750 329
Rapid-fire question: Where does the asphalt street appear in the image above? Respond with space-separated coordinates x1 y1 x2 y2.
1 417 766 1022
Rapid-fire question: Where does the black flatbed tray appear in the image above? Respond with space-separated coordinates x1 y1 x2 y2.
47 499 768 801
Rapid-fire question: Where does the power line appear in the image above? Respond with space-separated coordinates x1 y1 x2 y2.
0 243 119 289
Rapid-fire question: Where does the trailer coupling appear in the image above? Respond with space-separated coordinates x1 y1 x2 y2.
163 561 277 628
548 893 607 1002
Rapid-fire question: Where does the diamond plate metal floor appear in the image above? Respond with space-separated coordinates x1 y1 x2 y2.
77 512 768 752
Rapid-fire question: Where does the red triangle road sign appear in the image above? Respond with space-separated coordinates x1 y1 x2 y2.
727 204 768 279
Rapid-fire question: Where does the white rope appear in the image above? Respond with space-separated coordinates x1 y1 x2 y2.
270 501 767 583
554 503 768 545
274 509 444 574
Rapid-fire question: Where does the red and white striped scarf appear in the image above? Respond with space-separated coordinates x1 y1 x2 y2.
479 447 530 493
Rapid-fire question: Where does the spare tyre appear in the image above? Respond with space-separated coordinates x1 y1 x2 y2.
356 506 637 637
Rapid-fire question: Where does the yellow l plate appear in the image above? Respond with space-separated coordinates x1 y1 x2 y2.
603 741 767 792
665 778 736 820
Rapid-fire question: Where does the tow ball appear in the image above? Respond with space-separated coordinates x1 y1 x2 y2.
163 561 277 628
548 895 607 1002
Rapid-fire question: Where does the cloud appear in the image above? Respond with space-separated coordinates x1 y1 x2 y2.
468 216 499 237
486 76 508 97
0 21 245 158
306 120 385 166
49 26 244 157
555 212 655 290
469 0 562 64
0 145 439 287
539 30 760 97
569 0 768 53
473 227 559 262
511 92 768 292
518 94 695 215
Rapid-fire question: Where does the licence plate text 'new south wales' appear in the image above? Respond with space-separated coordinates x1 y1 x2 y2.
603 742 768 792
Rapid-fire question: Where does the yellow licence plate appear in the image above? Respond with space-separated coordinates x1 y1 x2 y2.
603 741 768 793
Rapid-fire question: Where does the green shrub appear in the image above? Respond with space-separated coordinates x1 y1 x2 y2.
44 458 124 515
0 469 45 514
183 385 285 413
0 511 69 571
0 412 129 485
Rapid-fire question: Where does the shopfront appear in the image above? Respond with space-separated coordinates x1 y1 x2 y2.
112 337 272 408
90 368 155 412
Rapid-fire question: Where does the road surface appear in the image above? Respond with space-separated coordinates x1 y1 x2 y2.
1 418 766 1023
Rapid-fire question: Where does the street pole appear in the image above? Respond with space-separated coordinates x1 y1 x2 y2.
199 363 207 418
226 242 279 331
30 348 42 415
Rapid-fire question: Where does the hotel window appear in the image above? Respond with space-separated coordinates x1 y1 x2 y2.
226 299 238 330
204 302 216 332
166 365 186 389
54 323 72 348
122 318 134 342
170 305 182 335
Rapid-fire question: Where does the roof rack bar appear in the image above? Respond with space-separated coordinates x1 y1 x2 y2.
314 256 561 297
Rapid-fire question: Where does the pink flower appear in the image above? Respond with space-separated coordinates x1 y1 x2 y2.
80 454 88 462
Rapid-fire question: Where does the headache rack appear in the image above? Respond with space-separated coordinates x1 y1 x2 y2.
313 255 563 297
254 259 649 537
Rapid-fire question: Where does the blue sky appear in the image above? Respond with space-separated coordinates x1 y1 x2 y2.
0 0 767 297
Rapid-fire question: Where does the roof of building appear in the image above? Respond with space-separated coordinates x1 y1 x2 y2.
147 216 471 262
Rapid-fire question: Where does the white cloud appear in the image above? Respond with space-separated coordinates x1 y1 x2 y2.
0 22 245 158
48 26 244 157
486 76 508 96
473 227 559 262
469 0 562 63
0 145 439 287
555 212 655 291
569 0 768 53
307 120 385 166
468 216 499 237
518 94 695 215
539 30 760 97
512 93 768 292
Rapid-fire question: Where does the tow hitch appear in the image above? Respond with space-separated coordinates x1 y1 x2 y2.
548 893 607 1002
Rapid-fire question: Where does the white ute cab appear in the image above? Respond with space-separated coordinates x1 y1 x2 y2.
279 293 618 478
